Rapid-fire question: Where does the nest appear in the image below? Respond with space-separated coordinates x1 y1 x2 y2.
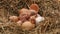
0 0 60 34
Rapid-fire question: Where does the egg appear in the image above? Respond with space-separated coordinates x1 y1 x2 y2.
9 16 19 22
21 21 35 30
29 4 39 13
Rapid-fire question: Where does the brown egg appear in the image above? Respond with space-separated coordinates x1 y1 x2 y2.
29 4 39 13
21 21 35 30
9 16 19 22
16 20 22 26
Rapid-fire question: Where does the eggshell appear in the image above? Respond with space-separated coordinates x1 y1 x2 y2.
35 16 44 23
21 21 35 30
35 14 45 25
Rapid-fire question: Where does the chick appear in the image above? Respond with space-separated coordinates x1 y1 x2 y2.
19 8 31 22
29 10 37 24
29 4 45 25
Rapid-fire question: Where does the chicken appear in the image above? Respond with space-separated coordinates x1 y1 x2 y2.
27 9 37 24
29 4 45 26
18 8 31 22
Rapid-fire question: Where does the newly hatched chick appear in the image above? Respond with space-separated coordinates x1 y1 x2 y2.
21 21 35 30
29 10 37 24
29 4 45 26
